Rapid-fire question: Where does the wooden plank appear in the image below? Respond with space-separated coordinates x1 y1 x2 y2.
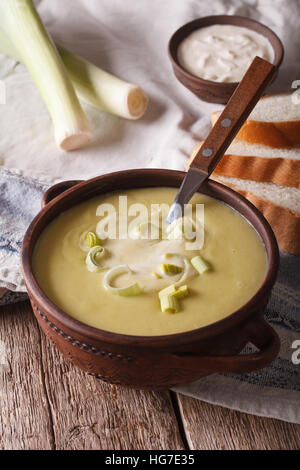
40 337 185 449
0 302 54 450
176 393 300 450
1 300 300 450
31 301 184 450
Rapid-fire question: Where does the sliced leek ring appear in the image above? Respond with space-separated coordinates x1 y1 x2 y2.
86 231 102 248
163 254 191 286
86 246 106 272
103 265 143 296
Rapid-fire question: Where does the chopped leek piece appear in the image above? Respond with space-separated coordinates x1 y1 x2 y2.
172 285 189 299
160 263 183 275
117 283 143 297
158 284 189 313
163 254 191 286
158 284 189 300
86 231 102 248
159 294 179 314
152 271 162 279
104 265 143 296
86 246 105 272
158 284 177 299
0 0 92 151
191 256 211 275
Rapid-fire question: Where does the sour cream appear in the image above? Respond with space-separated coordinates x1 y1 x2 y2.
177 24 274 82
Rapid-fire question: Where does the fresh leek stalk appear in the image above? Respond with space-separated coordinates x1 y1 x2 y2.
0 12 148 120
0 0 92 151
0 24 14 57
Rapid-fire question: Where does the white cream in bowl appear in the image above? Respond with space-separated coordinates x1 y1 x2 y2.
177 24 274 82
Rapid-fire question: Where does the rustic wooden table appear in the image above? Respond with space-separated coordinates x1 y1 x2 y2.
0 301 299 450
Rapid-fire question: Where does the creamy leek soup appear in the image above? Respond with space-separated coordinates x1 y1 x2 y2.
33 187 267 336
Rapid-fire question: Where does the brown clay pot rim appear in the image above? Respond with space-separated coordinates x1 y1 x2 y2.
21 169 279 348
168 14 284 87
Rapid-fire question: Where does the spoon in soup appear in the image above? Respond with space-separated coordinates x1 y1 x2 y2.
167 56 276 223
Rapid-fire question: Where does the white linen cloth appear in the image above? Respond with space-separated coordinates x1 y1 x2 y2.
1 0 299 184
0 0 299 424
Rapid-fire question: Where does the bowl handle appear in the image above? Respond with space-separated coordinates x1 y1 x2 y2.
168 316 280 374
42 180 83 208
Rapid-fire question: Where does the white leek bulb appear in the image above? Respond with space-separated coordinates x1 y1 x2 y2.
58 46 148 120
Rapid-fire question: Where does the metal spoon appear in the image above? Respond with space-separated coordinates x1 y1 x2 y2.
167 56 276 223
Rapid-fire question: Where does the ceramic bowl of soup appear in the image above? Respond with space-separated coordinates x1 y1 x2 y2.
168 15 284 103
21 169 280 390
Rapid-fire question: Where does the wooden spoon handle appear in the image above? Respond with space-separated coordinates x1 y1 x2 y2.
190 56 276 174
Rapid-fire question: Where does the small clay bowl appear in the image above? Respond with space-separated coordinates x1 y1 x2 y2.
21 169 280 390
168 15 284 104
